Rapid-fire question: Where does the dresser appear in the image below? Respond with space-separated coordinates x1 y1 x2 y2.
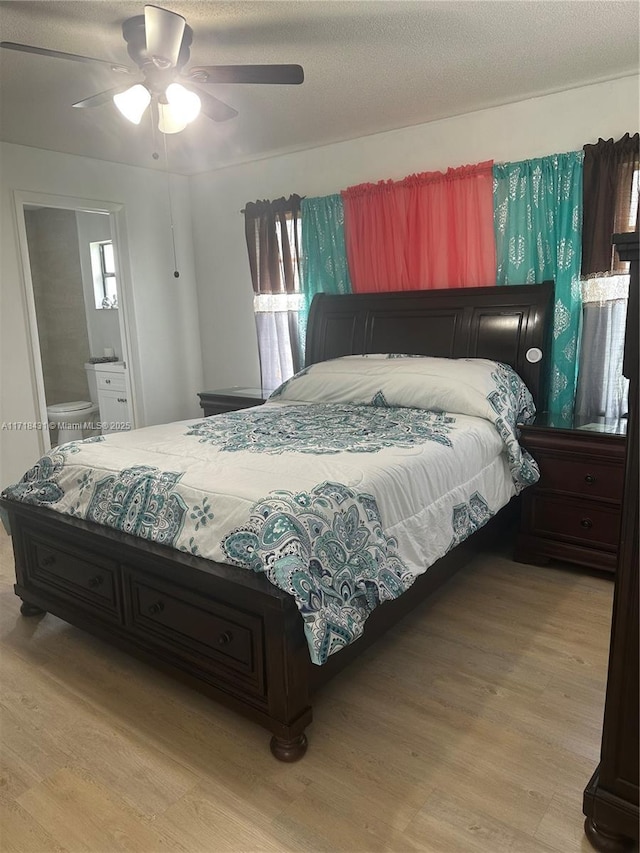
198 387 270 417
582 232 639 851
515 415 626 573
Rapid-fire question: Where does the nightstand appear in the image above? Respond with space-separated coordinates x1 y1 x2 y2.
515 414 627 573
197 387 271 416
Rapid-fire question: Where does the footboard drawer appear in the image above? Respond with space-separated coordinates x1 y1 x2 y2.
22 531 121 621
125 569 266 699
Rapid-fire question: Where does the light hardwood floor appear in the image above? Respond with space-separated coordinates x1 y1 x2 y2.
0 527 612 853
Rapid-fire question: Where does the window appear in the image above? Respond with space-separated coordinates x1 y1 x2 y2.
252 214 304 384
243 196 303 391
90 240 118 309
252 213 303 390
576 167 638 420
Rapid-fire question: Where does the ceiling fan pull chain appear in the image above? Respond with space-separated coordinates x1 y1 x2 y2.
161 128 180 278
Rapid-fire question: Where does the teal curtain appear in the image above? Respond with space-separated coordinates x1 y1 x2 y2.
300 194 352 349
494 152 583 419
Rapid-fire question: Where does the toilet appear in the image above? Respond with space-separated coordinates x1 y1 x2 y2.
47 400 100 445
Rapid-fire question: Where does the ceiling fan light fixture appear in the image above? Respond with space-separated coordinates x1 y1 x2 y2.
157 100 187 134
166 83 201 124
113 83 150 124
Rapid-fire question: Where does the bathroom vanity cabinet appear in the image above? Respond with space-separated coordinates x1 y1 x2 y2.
86 362 131 433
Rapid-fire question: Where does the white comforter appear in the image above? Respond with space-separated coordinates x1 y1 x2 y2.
3 355 538 664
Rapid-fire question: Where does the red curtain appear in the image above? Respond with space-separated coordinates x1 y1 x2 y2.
342 161 496 292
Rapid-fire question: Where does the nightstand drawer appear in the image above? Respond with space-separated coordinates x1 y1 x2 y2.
536 454 624 502
528 494 621 550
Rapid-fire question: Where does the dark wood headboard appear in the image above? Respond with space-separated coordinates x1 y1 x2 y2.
305 282 554 409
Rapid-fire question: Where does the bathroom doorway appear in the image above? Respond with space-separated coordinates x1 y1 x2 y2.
14 191 138 453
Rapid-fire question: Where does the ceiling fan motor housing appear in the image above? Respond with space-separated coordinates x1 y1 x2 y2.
121 15 193 86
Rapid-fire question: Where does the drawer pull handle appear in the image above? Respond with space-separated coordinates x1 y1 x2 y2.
218 631 233 646
148 600 164 616
41 554 56 567
117 397 127 403
88 574 103 588
580 518 593 529
584 474 596 484
105 378 111 384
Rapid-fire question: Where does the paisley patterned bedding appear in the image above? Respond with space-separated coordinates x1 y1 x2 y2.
2 356 538 664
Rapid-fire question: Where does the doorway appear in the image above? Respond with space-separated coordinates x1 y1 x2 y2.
14 191 138 453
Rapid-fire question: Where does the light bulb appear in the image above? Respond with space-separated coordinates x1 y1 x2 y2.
165 83 201 124
157 101 188 134
113 84 151 124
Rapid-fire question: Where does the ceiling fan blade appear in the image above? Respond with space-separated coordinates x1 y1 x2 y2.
182 83 238 122
0 41 132 73
72 86 130 109
187 64 304 85
144 5 186 69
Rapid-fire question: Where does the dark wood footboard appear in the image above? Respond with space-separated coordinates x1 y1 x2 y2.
5 501 313 759
3 497 517 758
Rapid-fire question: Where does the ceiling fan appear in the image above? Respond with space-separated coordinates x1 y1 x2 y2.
0 4 304 133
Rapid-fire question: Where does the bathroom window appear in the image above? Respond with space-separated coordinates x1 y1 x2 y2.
90 240 118 309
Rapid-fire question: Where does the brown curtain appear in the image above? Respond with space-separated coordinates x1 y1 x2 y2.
243 195 303 389
243 195 302 293
582 133 639 275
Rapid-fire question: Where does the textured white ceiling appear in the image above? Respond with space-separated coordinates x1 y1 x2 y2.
0 1 638 176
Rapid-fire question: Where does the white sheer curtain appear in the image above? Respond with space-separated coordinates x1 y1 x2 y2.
575 275 629 419
253 292 304 391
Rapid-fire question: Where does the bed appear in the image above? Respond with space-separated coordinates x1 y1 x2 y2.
1 283 552 761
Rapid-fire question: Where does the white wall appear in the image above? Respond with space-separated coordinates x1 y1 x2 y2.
0 142 203 487
190 75 640 391
2 75 638 485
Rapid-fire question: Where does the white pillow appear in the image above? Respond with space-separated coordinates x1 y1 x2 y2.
270 355 538 491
